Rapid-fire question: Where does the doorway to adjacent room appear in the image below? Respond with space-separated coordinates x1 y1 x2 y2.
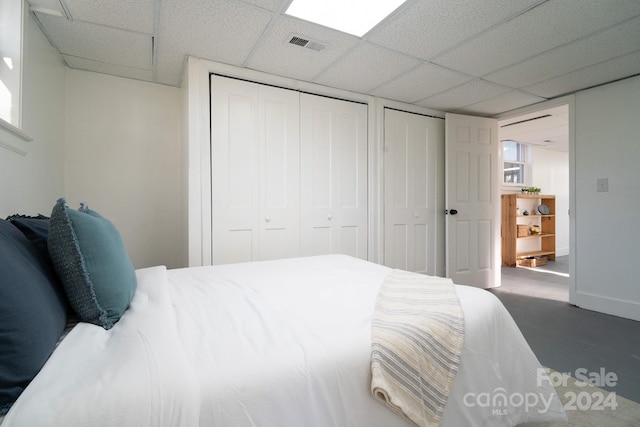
498 104 570 302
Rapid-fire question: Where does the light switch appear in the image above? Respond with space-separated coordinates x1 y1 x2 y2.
597 178 608 192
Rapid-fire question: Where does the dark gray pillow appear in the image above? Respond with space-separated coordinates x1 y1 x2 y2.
0 219 68 415
48 199 137 330
6 214 51 261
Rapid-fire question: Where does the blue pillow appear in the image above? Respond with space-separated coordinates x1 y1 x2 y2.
48 199 137 330
0 219 68 415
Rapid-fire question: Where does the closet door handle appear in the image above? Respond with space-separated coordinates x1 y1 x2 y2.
265 216 271 222
327 214 332 221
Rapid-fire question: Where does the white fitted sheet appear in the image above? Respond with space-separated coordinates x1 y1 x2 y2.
3 255 565 427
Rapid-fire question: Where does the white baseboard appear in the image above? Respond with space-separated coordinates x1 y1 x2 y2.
574 291 640 322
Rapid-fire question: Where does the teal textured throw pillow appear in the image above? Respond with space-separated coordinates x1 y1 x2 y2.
48 199 137 329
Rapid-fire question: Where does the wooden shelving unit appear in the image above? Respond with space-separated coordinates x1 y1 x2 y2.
501 194 556 267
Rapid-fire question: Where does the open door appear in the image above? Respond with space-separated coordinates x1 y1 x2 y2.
445 113 500 288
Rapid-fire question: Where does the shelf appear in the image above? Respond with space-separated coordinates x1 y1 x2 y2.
502 193 556 268
514 194 555 199
517 233 555 240
516 250 556 259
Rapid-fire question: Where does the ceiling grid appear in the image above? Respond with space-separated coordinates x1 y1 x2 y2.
27 0 640 126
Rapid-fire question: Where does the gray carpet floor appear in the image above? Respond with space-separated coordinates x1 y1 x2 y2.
491 257 640 404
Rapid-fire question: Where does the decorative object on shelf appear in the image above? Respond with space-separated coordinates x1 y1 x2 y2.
517 256 548 267
517 225 529 237
521 186 542 194
529 224 541 235
523 210 529 216
537 204 550 215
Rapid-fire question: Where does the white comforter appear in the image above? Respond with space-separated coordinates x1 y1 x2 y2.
3 255 566 427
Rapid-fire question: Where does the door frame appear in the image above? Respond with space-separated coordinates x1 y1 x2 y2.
184 57 379 266
493 95 576 305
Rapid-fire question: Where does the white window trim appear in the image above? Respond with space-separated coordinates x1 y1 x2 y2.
502 141 531 189
0 0 25 129
0 0 31 154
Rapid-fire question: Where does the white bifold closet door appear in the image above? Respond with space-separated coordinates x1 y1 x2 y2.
211 75 300 265
299 93 368 259
384 108 444 275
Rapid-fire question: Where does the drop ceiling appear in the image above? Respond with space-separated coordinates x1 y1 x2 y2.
499 104 569 152
29 0 640 121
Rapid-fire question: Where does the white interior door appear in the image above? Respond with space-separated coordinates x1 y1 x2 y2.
300 93 368 259
445 113 500 288
211 76 300 264
384 108 443 275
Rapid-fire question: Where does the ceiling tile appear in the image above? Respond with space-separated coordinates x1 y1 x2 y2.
35 13 152 70
157 0 274 80
367 0 542 60
62 55 154 82
154 48 186 87
455 90 546 117
246 16 360 83
238 0 287 12
484 16 640 88
28 0 65 16
417 79 511 111
433 0 640 77
370 62 472 104
63 0 155 34
523 51 640 98
314 43 421 94
155 49 187 86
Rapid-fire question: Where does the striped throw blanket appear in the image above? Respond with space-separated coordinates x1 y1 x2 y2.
371 269 465 427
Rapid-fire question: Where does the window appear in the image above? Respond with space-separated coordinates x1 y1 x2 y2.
0 0 23 128
503 140 526 184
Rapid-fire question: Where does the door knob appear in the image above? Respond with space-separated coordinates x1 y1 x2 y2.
265 216 270 222
327 214 332 220
447 209 458 215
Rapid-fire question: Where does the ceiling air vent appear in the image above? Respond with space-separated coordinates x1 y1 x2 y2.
288 35 326 52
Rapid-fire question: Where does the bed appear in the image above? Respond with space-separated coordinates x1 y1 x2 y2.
1 201 567 427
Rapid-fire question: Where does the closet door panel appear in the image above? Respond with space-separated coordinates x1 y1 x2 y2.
300 94 368 259
259 86 300 260
301 104 333 256
211 76 300 264
384 109 441 274
212 77 260 264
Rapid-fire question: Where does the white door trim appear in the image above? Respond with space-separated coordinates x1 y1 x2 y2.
493 95 576 305
184 56 447 268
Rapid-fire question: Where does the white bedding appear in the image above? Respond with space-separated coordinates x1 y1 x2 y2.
2 255 566 427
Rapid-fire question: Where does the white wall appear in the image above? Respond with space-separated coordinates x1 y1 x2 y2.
574 74 640 321
0 13 66 217
65 70 184 269
531 147 570 256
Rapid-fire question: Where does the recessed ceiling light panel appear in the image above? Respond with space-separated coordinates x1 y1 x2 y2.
285 0 406 37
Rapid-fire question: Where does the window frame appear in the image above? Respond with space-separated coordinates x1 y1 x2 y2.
502 140 528 187
0 0 25 134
